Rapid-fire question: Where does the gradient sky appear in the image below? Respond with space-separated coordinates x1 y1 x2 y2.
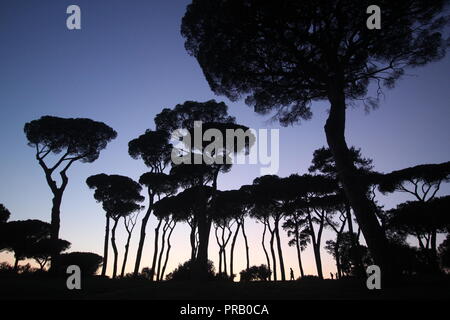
1 0 449 279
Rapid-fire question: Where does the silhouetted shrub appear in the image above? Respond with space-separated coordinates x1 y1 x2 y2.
215 272 233 281
239 265 271 282
58 252 103 276
166 260 215 281
297 275 321 281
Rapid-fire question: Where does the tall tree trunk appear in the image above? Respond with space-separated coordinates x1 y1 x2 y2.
161 221 176 280
325 81 391 281
120 227 133 278
133 192 154 276
101 215 110 276
190 222 197 261
194 171 218 281
241 219 250 270
215 225 223 274
156 219 169 281
307 211 324 279
261 221 271 280
111 218 119 279
268 224 277 281
150 218 163 281
49 190 63 272
345 201 365 277
230 222 241 280
294 231 305 278
274 218 286 281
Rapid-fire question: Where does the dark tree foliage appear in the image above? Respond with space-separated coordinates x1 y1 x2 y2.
0 204 11 224
29 238 71 270
24 116 117 270
1 220 51 270
386 195 450 272
181 0 449 278
155 100 235 133
58 252 103 276
128 128 174 277
378 161 450 200
155 100 252 281
309 146 374 177
166 259 215 281
86 174 144 278
128 130 172 172
325 232 373 277
240 265 272 282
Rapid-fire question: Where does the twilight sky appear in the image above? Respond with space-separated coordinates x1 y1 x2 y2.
1 0 449 278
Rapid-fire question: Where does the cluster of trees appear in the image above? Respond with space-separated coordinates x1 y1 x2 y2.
2 1 450 282
3 105 448 281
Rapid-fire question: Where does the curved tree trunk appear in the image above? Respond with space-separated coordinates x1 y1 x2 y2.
261 221 272 280
325 81 391 281
49 191 63 272
156 219 169 281
111 218 120 279
149 218 163 281
294 231 305 278
307 211 323 279
274 218 286 281
190 221 197 261
215 225 223 274
133 193 154 276
120 224 133 278
268 223 277 281
241 219 250 270
230 222 241 280
101 214 110 276
161 221 176 280
345 202 365 277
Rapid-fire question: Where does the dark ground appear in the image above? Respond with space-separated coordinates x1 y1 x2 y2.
1 275 450 300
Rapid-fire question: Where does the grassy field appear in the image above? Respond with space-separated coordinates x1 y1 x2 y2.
1 275 450 300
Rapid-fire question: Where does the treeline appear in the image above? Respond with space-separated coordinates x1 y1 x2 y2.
1 99 449 281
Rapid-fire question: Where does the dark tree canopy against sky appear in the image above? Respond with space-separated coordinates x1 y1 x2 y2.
0 0 449 281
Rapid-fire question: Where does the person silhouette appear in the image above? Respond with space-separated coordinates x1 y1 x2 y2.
330 272 334 280
290 268 294 281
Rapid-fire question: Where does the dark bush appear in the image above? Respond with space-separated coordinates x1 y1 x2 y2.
166 259 215 281
239 265 271 282
58 252 103 276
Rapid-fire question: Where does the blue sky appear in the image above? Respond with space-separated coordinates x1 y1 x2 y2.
1 0 449 278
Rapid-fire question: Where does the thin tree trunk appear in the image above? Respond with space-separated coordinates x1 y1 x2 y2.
294 231 304 278
345 202 364 277
261 221 271 280
133 193 154 276
230 222 241 280
156 219 170 281
101 214 110 276
49 190 63 272
111 218 120 279
307 211 323 279
222 226 228 275
268 222 277 281
325 81 391 280
274 218 286 281
120 226 133 278
215 225 223 274
190 221 197 261
150 218 163 281
241 219 250 270
161 221 176 280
